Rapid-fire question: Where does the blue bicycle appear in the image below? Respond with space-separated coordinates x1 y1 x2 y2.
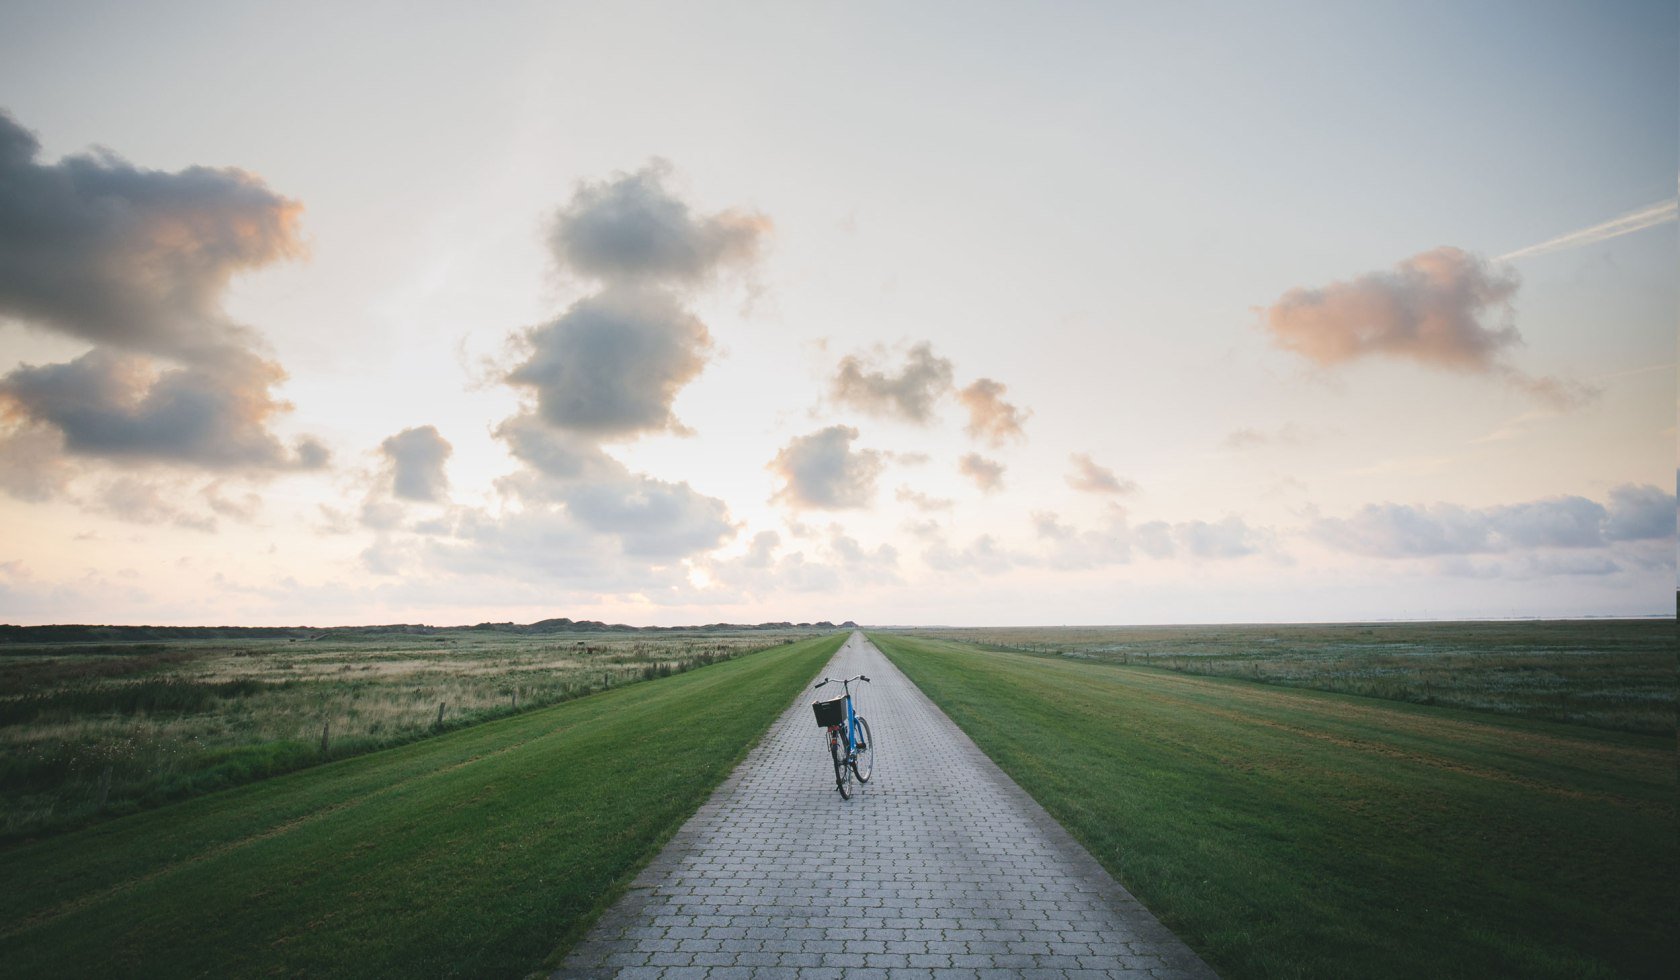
812 674 872 798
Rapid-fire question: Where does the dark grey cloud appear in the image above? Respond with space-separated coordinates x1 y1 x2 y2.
1065 453 1135 495
0 349 323 469
957 453 1005 493
831 342 954 423
958 378 1029 446
380 425 452 503
0 109 303 367
1261 247 1590 407
549 160 768 285
768 425 883 510
1314 486 1676 558
0 109 321 483
506 287 710 438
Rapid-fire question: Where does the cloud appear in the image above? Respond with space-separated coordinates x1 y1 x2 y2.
831 342 954 423
1261 247 1589 407
202 481 262 521
1314 485 1676 558
1032 507 1267 567
0 349 324 469
1604 483 1677 542
0 423 73 501
768 425 883 510
495 413 613 481
896 486 954 512
95 477 216 532
957 453 1005 493
924 533 1028 575
1223 423 1322 450
506 287 711 439
549 159 768 285
0 109 322 484
0 109 304 366
957 378 1029 446
380 425 452 503
560 470 734 558
1263 247 1519 371
1065 453 1135 494
1175 516 1262 559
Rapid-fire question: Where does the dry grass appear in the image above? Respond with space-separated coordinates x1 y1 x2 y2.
0 628 816 838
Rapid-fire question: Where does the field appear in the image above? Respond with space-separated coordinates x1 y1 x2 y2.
906 620 1675 735
871 631 1676 980
0 631 845 978
0 627 821 838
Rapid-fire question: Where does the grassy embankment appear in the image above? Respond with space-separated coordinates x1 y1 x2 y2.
871 632 1675 980
0 629 812 837
0 632 845 979
906 620 1674 735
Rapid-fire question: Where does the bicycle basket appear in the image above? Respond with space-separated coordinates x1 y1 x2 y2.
811 696 846 728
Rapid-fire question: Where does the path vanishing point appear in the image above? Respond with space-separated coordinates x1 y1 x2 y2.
553 631 1218 980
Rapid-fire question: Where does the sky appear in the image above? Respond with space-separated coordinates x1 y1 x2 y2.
0 0 1674 627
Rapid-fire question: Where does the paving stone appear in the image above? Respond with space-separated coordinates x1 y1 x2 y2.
551 633 1217 980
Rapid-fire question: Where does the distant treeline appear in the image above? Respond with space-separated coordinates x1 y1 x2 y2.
0 618 860 645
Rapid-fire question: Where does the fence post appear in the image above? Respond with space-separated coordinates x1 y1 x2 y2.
437 702 445 728
321 719 330 753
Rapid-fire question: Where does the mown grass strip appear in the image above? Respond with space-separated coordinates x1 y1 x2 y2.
0 632 845 979
870 632 1676 980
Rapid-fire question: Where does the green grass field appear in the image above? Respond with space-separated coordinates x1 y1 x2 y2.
0 632 844 979
0 628 816 838
871 631 1676 980
906 620 1674 735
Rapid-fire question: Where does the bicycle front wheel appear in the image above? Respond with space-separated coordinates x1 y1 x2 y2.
829 730 851 799
852 716 873 783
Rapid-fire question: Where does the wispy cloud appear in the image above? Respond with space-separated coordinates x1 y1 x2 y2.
1498 199 1679 262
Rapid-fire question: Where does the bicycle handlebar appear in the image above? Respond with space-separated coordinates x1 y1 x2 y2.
813 674 870 689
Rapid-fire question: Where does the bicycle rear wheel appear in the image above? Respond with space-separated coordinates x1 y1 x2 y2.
829 730 851 799
851 717 873 783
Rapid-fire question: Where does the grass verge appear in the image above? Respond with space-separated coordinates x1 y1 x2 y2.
870 632 1676 980
0 632 845 979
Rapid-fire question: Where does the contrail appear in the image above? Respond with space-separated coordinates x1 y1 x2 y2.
1498 198 1678 262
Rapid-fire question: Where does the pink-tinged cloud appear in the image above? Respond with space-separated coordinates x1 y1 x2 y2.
1065 453 1135 494
958 378 1029 446
1261 247 1593 408
1263 247 1519 371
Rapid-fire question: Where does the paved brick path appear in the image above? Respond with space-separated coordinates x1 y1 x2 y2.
552 632 1217 979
